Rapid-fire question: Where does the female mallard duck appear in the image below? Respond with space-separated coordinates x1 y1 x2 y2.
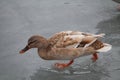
19 31 112 69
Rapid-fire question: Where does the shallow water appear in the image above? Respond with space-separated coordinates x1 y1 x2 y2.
0 0 120 80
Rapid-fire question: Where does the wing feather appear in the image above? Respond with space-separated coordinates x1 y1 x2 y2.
48 31 109 51
48 31 85 48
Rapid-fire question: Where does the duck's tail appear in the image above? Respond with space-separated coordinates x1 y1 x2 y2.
96 43 112 52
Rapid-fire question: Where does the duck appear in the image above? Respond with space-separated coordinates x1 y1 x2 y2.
19 31 112 69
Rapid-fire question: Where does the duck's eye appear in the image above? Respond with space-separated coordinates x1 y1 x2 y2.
28 40 37 45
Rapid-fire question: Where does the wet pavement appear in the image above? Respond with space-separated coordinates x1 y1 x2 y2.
0 0 120 80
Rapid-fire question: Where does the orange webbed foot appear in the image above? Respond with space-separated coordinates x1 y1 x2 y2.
54 60 74 69
91 53 98 62
54 63 68 69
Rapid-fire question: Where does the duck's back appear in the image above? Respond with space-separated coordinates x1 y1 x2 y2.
48 31 84 48
48 31 110 51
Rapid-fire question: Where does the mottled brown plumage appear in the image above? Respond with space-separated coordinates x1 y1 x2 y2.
20 31 112 69
78 40 104 50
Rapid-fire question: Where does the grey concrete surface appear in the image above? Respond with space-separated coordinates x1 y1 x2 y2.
0 0 120 80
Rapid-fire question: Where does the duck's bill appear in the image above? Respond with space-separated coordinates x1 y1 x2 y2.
19 45 30 54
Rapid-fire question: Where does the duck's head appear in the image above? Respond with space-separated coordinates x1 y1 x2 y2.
19 35 48 54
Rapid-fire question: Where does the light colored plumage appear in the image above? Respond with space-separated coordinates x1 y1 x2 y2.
19 31 112 69
48 31 111 53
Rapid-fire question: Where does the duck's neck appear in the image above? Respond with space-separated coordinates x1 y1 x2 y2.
37 45 52 60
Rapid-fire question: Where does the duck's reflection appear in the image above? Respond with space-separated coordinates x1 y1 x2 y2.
30 59 110 80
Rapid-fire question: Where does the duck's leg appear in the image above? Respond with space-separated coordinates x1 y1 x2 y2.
91 53 98 62
54 60 74 69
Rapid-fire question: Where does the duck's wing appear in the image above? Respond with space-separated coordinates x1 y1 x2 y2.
48 31 85 48
48 31 108 49
78 36 112 53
